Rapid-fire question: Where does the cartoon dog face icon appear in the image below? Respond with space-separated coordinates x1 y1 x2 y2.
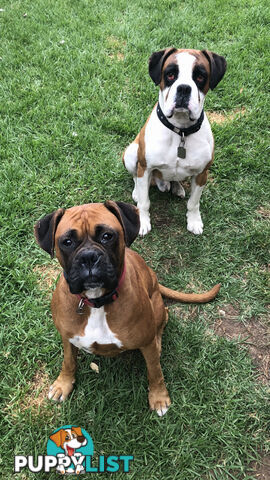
50 426 87 474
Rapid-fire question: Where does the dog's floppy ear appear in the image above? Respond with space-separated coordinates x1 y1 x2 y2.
34 208 65 258
71 426 86 443
71 426 83 437
71 427 83 437
49 429 66 447
149 47 177 86
104 201 140 247
201 50 227 90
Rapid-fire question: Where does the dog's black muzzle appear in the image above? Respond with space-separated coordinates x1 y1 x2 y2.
65 247 118 295
175 84 191 109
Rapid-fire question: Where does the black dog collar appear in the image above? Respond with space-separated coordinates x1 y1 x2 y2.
156 102 204 137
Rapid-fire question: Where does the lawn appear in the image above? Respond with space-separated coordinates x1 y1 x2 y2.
0 0 269 478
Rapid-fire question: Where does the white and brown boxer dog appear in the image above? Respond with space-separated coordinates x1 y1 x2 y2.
123 48 227 236
35 201 220 416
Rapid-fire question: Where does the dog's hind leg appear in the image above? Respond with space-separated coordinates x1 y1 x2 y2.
186 159 212 234
123 143 139 202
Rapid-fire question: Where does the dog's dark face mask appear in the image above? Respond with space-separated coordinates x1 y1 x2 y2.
58 226 120 294
34 201 140 295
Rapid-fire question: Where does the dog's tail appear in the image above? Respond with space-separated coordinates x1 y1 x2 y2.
159 283 221 303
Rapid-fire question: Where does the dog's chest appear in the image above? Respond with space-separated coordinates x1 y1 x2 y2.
145 115 213 180
148 137 211 180
69 307 123 353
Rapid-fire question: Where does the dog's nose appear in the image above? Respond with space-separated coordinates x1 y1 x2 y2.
79 250 102 277
177 84 191 96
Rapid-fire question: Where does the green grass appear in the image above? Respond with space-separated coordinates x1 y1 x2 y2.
0 0 269 478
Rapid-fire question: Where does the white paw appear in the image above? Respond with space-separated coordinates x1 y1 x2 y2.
156 405 169 417
48 378 74 402
75 465 85 474
187 212 203 235
48 385 64 402
187 219 203 235
57 466 66 474
139 214 151 236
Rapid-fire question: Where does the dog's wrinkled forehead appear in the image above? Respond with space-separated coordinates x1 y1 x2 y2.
55 204 123 239
160 49 211 91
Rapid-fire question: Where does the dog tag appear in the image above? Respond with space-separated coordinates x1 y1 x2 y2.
76 298 85 315
177 132 186 159
177 145 186 159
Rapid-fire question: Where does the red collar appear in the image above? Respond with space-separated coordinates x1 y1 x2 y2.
75 262 126 313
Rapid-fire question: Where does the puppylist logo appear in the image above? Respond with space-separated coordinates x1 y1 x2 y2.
14 425 134 474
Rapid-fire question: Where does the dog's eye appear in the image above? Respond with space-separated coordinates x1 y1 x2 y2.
196 75 204 82
101 232 113 243
167 73 175 81
63 238 73 247
65 435 69 441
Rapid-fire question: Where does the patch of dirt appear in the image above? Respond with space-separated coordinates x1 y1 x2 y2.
206 454 270 480
214 305 270 384
248 454 270 480
20 367 50 412
106 35 125 61
108 52 124 61
34 263 62 290
205 304 270 479
207 107 246 124
166 303 199 322
260 264 270 273
257 206 270 219
106 35 126 48
152 210 178 228
3 365 51 418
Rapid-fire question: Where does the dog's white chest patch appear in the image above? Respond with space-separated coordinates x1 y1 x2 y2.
69 307 123 353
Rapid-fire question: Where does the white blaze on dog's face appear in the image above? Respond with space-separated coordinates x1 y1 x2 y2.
149 48 227 123
161 52 206 120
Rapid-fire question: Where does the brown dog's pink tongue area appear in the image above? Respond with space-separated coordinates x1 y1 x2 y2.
67 446 75 456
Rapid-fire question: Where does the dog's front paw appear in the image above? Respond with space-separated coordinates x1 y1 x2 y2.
48 376 75 402
139 213 151 236
187 212 203 235
56 465 66 474
148 387 171 417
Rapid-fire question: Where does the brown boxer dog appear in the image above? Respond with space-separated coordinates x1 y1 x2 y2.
35 201 220 416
